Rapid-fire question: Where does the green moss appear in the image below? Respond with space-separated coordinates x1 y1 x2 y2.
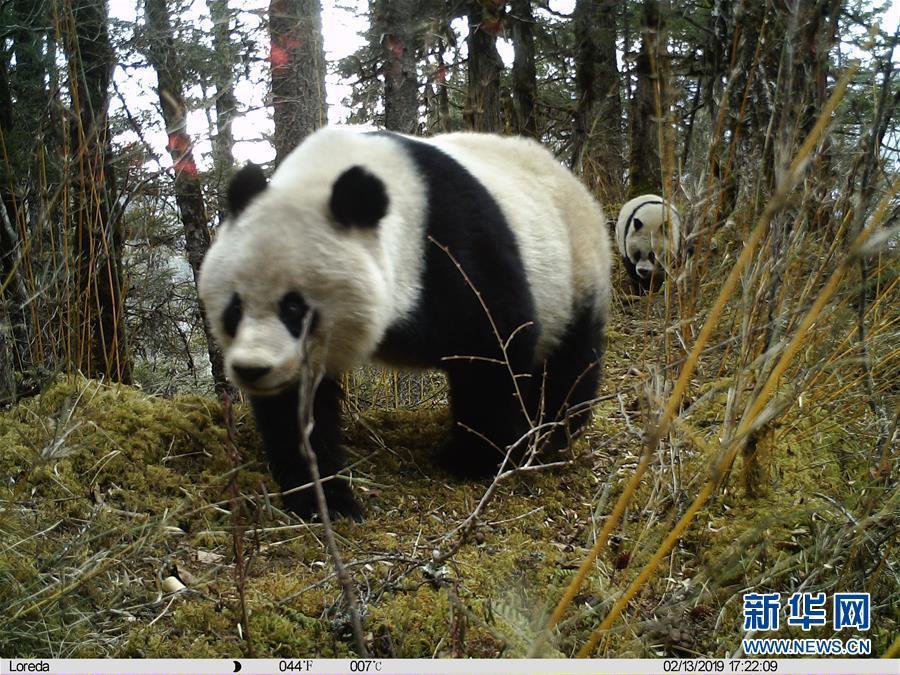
368 586 452 657
123 601 239 658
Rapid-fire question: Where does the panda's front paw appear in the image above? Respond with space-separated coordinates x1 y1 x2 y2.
435 431 507 479
325 482 364 522
282 483 363 522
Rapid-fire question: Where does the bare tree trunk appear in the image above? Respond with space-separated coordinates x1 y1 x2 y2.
65 0 131 383
628 0 664 196
3 0 54 376
436 39 452 131
572 0 623 198
0 49 32 379
465 0 504 133
0 307 15 401
375 0 420 133
718 1 769 206
208 0 238 225
510 0 537 138
269 0 327 164
703 0 732 112
797 0 842 230
144 0 233 397
796 0 841 135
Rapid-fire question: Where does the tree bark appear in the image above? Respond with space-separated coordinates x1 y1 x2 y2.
144 0 233 397
269 0 327 164
66 0 131 383
0 43 32 378
572 0 623 198
465 0 504 133
796 0 842 230
375 0 420 133
12 0 50 153
795 0 841 136
510 0 537 138
703 0 732 111
208 0 238 225
628 0 665 196
2 0 54 375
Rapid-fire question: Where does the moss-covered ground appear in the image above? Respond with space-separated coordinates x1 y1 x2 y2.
1 268 896 658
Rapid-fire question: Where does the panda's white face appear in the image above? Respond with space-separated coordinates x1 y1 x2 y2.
198 156 401 395
626 219 667 281
200 200 388 394
199 130 433 395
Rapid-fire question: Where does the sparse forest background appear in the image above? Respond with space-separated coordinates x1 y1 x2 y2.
1 0 898 661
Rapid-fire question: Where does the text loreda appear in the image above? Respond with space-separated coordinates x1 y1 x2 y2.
7 662 50 672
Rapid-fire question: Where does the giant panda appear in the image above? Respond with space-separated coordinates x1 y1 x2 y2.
198 128 611 520
615 194 680 293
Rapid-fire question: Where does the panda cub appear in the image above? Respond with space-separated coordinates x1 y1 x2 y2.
199 128 611 520
615 194 680 293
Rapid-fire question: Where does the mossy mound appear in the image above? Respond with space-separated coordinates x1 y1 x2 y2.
0 377 263 656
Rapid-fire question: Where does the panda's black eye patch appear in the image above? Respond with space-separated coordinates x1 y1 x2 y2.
279 291 317 338
648 251 656 263
223 293 242 337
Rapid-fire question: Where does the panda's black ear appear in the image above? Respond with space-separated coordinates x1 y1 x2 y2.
227 163 268 217
633 217 644 231
329 165 389 229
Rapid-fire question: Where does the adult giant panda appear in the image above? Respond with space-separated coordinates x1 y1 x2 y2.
199 128 611 520
615 194 680 293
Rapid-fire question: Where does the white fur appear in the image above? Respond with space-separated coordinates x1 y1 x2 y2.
199 128 611 389
614 194 680 280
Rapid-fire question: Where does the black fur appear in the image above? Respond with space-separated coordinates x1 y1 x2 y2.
329 165 389 228
278 291 315 338
373 134 540 476
530 303 605 451
223 293 242 338
228 163 268 217
250 378 362 521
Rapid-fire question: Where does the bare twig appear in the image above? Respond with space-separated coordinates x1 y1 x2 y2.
295 317 369 657
222 392 255 657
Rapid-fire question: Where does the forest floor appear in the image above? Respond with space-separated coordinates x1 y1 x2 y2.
1 260 897 658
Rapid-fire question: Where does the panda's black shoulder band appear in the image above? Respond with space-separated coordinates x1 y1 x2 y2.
623 199 666 242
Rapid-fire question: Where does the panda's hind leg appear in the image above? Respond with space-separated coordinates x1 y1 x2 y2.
436 364 528 477
437 324 538 478
531 303 605 452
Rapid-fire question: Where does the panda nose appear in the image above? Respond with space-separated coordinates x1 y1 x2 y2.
233 364 272 384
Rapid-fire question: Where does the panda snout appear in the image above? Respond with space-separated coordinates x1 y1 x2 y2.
232 364 272 384
635 263 654 279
